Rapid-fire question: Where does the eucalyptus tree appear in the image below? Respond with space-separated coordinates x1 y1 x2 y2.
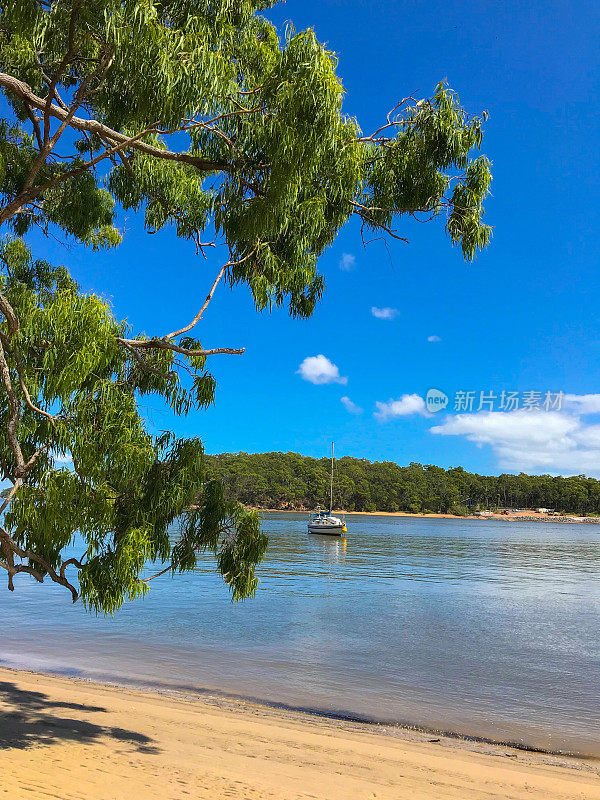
0 238 268 611
0 0 492 609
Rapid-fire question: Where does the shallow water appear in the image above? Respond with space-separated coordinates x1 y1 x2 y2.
2 514 600 755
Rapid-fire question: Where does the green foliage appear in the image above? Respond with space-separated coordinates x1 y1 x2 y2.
0 239 267 612
363 83 492 260
0 0 491 319
205 452 600 516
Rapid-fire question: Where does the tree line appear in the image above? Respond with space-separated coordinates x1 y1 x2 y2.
205 452 600 515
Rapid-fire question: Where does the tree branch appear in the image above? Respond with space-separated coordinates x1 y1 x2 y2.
20 442 51 476
0 336 25 477
165 265 227 339
117 246 258 357
0 73 226 172
0 291 19 335
165 245 259 341
15 365 56 421
116 337 245 357
350 202 410 244
351 95 419 143
0 526 79 601
24 103 43 150
0 124 162 226
141 524 229 583
122 341 177 379
0 478 21 516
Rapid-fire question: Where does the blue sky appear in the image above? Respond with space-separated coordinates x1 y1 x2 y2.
27 0 600 475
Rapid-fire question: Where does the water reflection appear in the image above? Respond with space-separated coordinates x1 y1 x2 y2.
309 535 347 565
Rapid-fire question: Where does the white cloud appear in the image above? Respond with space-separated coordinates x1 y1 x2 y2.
339 253 356 271
427 335 442 342
374 394 429 421
563 393 600 414
297 355 347 385
430 408 600 475
371 306 398 320
341 396 363 414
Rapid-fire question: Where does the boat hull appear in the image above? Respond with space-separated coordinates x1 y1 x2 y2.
307 524 346 535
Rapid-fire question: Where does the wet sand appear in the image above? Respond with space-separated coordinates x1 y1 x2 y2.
1 667 599 800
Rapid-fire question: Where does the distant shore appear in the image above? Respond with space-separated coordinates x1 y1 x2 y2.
2 666 598 800
253 508 600 524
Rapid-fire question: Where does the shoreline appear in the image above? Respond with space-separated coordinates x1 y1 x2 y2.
1 661 591 760
255 508 600 523
1 666 599 800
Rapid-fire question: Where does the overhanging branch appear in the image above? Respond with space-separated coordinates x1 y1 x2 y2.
0 73 226 173
0 525 80 601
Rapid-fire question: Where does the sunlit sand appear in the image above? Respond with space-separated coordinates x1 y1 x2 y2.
1 668 598 800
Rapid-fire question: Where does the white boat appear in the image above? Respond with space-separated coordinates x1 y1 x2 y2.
308 510 347 534
308 443 347 536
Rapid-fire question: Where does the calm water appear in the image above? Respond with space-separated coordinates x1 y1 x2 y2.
2 514 600 755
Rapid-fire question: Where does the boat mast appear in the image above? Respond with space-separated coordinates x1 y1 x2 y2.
330 441 334 513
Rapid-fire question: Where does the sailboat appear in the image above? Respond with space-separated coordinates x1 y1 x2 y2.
307 442 347 535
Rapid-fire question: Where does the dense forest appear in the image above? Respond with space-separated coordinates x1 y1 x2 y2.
205 452 600 515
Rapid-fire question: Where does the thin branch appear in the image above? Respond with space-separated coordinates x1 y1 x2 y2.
20 442 51 476
42 0 82 146
117 247 257 357
191 234 216 258
33 50 70 111
24 103 43 150
59 557 84 582
0 478 21 516
193 123 239 154
165 244 260 340
16 369 56 421
141 563 174 582
142 523 229 583
237 86 263 96
165 264 227 339
351 95 419 143
122 341 177 379
181 103 262 131
350 202 409 244
28 3 83 190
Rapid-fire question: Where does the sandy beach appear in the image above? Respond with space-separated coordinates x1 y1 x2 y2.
258 508 600 523
1 668 599 800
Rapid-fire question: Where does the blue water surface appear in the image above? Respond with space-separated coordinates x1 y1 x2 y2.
2 514 599 754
